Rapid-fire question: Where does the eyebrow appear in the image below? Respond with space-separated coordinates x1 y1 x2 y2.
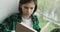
24 6 34 8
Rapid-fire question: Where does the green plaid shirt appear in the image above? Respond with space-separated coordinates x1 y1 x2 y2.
0 13 41 32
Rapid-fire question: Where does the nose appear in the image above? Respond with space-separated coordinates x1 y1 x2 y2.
27 8 30 13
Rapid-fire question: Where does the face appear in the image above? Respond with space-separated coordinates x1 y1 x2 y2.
21 2 35 16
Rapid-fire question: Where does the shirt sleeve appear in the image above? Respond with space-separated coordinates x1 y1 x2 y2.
0 24 5 32
0 14 17 32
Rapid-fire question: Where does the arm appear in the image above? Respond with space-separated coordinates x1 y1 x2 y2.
40 21 52 32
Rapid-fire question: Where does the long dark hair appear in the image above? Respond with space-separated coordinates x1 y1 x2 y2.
19 0 37 15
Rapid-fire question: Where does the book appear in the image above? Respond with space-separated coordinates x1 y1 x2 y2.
16 22 37 32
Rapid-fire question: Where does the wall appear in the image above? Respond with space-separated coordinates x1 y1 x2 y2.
0 0 19 23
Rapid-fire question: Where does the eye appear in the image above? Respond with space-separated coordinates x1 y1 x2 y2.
24 7 28 9
30 7 33 9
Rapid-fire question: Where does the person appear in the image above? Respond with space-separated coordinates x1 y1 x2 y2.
0 0 41 32
51 28 60 32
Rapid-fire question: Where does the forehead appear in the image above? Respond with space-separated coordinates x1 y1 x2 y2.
22 2 35 7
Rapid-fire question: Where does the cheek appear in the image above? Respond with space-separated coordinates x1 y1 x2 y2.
31 8 35 13
30 10 34 14
22 8 26 12
22 9 27 14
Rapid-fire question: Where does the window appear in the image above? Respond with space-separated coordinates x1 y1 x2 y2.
35 0 60 32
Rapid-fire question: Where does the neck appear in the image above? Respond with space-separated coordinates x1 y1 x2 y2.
22 15 31 19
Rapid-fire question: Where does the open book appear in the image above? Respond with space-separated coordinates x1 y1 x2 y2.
16 22 37 32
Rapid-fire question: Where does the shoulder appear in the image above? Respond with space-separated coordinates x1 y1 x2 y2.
31 14 39 24
32 14 38 20
2 13 21 23
5 13 20 20
8 13 20 19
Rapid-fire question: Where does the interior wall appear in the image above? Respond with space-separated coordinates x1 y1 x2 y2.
0 0 19 23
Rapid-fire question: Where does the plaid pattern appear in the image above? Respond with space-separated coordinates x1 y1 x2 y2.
0 13 41 32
